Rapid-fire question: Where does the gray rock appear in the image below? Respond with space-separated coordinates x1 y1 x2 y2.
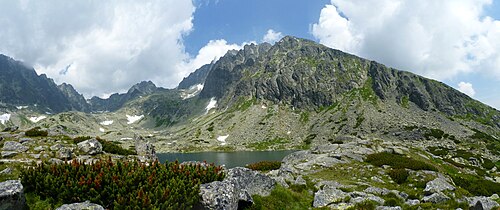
50 144 63 151
0 180 26 210
467 196 499 210
424 176 455 195
364 187 391 196
313 185 347 208
30 154 41 159
491 194 499 200
77 139 102 155
349 191 385 205
1 151 17 158
34 146 45 151
2 141 28 152
376 207 402 210
56 201 105 210
19 138 32 144
134 135 157 161
405 199 420 206
2 126 18 132
422 192 450 204
294 175 307 186
49 158 64 164
226 167 276 197
57 147 73 159
199 181 238 210
0 168 12 175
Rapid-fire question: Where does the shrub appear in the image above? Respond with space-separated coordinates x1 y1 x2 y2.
384 198 400 206
246 185 313 210
246 161 281 171
25 127 48 137
424 128 445 139
347 200 377 210
365 152 437 171
73 136 92 144
21 159 224 209
451 174 500 196
388 169 409 184
96 137 136 156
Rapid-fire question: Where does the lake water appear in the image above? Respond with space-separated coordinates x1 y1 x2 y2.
157 150 297 168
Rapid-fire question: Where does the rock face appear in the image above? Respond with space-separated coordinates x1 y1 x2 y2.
178 63 214 89
313 185 347 208
423 176 455 195
198 167 276 209
422 192 450 204
89 81 161 112
56 201 105 210
0 180 26 210
467 196 500 210
77 139 103 155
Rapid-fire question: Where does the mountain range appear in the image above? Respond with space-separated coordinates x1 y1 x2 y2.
0 36 498 152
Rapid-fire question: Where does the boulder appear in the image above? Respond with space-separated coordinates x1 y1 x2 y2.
423 176 455 195
134 135 157 161
198 181 238 210
422 192 450 204
364 187 391 196
56 201 105 210
2 141 28 152
376 207 402 210
313 185 347 208
57 147 74 159
1 151 17 158
0 180 26 210
19 138 32 144
294 175 307 186
467 196 499 210
77 139 102 155
50 144 63 151
226 167 276 197
405 199 420 206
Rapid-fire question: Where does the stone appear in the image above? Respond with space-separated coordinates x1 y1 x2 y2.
50 144 63 151
2 141 28 152
364 187 391 196
226 167 276 197
34 146 45 151
424 177 455 195
467 196 500 210
2 126 18 132
199 181 238 210
77 139 102 155
56 201 105 210
30 154 41 159
422 192 450 204
313 185 347 208
19 138 32 144
49 158 64 164
490 194 499 200
1 151 17 158
376 207 402 210
294 175 307 186
57 147 73 159
0 180 26 210
405 199 420 206
134 135 157 161
0 168 12 175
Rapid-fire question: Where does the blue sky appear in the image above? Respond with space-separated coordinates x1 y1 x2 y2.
0 0 499 109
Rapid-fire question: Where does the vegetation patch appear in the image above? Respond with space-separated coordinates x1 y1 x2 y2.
451 174 500 196
299 112 309 123
249 137 290 150
401 95 410 108
423 128 445 139
246 161 281 171
21 159 224 209
245 185 313 210
388 169 409 184
470 128 497 142
365 152 437 171
25 127 48 137
73 136 136 156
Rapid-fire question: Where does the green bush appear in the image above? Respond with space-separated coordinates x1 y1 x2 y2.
347 200 377 210
25 127 48 137
427 147 448 156
246 185 313 210
96 137 136 156
424 128 445 139
246 161 281 171
388 169 409 184
384 198 399 206
365 152 437 171
21 159 224 209
451 174 500 196
73 136 92 144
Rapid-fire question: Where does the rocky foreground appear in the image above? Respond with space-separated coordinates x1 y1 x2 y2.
0 131 499 209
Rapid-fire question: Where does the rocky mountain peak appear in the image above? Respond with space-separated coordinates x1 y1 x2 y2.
127 81 157 95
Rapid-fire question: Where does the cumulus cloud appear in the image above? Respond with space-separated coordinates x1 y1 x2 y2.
457 82 476 97
312 0 500 81
262 29 283 44
0 1 194 98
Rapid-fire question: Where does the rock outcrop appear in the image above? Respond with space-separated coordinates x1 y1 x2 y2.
77 139 102 155
0 180 26 210
56 201 105 210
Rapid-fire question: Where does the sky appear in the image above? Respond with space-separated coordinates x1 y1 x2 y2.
0 0 499 109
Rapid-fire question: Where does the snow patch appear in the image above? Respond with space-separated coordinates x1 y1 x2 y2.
181 84 204 100
261 105 267 109
99 128 105 132
205 97 217 113
100 120 114 125
0 114 11 124
120 137 133 140
287 131 291 135
29 116 46 123
217 135 229 145
126 115 144 124
16 106 28 110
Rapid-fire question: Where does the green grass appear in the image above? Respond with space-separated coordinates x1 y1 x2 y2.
401 95 410 108
299 112 309 124
365 152 438 171
388 169 409 184
245 185 313 210
249 137 290 150
451 174 500 196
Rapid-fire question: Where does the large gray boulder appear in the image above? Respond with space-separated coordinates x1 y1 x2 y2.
199 181 239 210
0 180 26 210
56 201 105 210
423 176 455 195
422 192 450 204
226 167 276 197
467 196 500 210
2 141 28 152
77 139 102 155
134 135 157 161
313 185 347 208
57 147 74 159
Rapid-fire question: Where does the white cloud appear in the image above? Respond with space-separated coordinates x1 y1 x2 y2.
312 0 500 81
262 29 283 44
0 1 195 98
457 82 476 97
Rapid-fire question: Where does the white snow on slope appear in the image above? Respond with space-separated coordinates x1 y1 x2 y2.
16 106 28 110
205 97 217 113
0 114 11 124
29 116 47 123
181 84 204 100
100 120 114 125
99 128 105 132
126 115 144 124
217 135 229 146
